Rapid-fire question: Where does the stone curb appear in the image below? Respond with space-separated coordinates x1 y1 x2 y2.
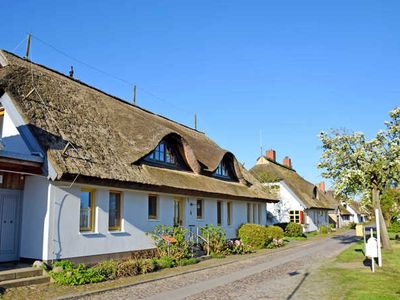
57 231 349 300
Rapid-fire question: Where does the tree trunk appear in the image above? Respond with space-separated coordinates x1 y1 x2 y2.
372 186 392 249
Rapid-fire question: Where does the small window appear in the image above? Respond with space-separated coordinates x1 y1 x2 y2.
196 199 203 219
217 201 222 225
227 202 232 226
258 204 262 224
247 203 251 223
80 189 95 232
148 195 158 219
213 159 234 180
109 191 122 231
289 210 301 224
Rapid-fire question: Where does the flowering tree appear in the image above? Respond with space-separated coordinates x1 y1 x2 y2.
318 107 400 249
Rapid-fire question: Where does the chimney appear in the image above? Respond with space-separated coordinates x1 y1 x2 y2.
319 181 325 193
283 156 292 169
265 149 276 162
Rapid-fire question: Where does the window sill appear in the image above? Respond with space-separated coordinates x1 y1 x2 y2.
109 231 131 236
79 232 105 238
148 218 160 222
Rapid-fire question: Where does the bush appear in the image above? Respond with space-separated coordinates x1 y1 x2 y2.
200 224 227 255
152 256 176 269
176 257 200 266
388 222 400 233
137 259 155 274
49 260 105 286
238 224 271 248
347 222 357 229
150 225 191 260
116 260 141 277
265 226 284 240
285 223 303 237
92 260 118 280
319 225 330 234
226 239 253 254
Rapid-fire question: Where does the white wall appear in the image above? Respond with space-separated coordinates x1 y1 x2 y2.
1 110 31 154
40 182 267 260
20 175 49 259
305 209 329 232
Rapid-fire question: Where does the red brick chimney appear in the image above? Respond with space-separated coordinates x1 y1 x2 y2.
283 156 292 169
265 149 276 162
319 181 325 192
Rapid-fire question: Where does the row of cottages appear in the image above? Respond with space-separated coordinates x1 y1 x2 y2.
0 50 278 264
251 150 338 232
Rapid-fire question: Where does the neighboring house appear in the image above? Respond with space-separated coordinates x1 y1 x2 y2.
251 150 334 232
345 201 368 224
0 50 278 264
323 189 353 228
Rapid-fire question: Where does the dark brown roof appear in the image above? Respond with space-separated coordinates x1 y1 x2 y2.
250 159 333 209
0 50 277 202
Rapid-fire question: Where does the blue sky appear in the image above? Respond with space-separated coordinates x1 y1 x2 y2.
2 1 399 186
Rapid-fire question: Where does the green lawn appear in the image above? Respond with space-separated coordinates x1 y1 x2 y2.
319 238 400 299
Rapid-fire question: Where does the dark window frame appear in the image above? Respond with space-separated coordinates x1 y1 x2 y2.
148 194 158 220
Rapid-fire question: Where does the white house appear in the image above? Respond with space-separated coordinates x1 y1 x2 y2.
344 201 368 224
251 150 334 232
0 50 278 264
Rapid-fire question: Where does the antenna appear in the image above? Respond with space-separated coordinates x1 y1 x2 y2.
133 84 137 105
69 66 74 78
259 130 263 157
194 113 197 130
24 33 31 60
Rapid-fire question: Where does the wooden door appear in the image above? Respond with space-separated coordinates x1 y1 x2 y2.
0 190 20 262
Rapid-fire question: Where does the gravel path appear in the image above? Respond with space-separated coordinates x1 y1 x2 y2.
81 232 357 300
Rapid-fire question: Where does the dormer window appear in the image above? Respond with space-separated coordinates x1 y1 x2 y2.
213 160 234 180
146 140 177 165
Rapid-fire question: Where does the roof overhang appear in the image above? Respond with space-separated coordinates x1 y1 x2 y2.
58 174 278 203
0 151 43 175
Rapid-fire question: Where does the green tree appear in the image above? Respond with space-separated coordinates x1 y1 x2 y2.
318 107 400 249
380 188 400 223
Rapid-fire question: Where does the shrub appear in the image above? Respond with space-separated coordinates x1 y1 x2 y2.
176 257 200 266
200 224 227 255
152 256 176 269
388 222 400 233
150 225 191 260
137 259 155 274
226 239 253 254
116 260 140 277
265 226 284 240
49 260 104 286
347 222 357 229
319 225 330 234
92 260 118 279
285 223 303 237
238 224 271 248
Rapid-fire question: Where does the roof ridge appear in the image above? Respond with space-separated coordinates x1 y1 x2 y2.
0 49 206 136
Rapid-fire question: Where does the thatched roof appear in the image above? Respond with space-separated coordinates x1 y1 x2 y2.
348 200 367 215
324 190 352 215
0 50 277 202
250 159 333 209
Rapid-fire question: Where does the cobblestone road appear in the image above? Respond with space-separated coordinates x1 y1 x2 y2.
82 232 357 300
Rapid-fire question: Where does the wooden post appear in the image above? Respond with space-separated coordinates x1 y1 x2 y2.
25 33 31 59
133 85 137 105
376 208 382 267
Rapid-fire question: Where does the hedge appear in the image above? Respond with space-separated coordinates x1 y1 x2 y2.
285 222 303 237
238 224 284 248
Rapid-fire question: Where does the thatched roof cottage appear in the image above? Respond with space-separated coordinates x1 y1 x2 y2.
0 50 277 263
251 150 334 232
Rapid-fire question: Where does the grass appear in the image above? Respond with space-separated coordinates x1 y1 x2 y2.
317 238 400 299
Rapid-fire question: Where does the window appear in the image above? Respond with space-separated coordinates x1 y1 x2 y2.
109 191 122 231
289 210 301 224
213 159 234 180
146 140 176 165
148 195 158 219
217 201 222 225
253 204 257 223
227 202 232 226
196 199 203 219
247 203 251 223
80 189 95 232
258 204 262 224
342 215 350 221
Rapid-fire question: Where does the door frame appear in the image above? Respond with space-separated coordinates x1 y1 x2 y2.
173 197 185 227
0 188 22 262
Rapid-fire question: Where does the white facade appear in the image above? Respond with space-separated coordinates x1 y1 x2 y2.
19 178 266 261
345 204 365 224
265 181 329 232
